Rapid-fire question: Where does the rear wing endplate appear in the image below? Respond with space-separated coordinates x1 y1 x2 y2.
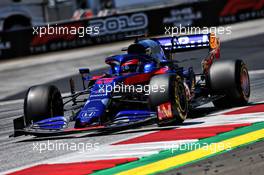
154 33 220 52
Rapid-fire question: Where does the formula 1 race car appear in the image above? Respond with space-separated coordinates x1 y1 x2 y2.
12 33 250 137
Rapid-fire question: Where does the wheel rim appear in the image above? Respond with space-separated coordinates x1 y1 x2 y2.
178 84 187 112
240 67 250 99
174 81 187 120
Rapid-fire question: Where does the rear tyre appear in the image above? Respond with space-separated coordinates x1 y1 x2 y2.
149 74 188 126
24 85 63 125
208 59 250 108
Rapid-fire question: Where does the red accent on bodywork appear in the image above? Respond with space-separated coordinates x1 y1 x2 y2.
91 74 106 81
154 67 169 75
121 59 139 66
124 73 152 84
65 125 105 131
203 51 218 74
217 48 220 58
123 67 168 84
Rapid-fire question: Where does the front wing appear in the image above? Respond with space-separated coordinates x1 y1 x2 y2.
11 114 156 137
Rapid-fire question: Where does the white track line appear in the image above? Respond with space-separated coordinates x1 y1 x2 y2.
249 69 264 75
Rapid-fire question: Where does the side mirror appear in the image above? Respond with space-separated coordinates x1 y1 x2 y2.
79 68 90 80
79 68 90 74
79 68 90 90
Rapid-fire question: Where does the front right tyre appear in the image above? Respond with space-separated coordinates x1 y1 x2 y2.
149 74 188 126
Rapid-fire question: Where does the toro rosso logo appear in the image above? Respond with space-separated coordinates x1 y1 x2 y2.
220 0 264 16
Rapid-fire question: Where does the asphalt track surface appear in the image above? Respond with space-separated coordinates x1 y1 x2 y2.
0 22 264 174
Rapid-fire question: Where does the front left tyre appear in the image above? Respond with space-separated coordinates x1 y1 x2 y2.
24 85 63 125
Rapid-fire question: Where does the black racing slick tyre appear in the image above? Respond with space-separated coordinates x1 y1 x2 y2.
149 74 188 126
24 85 63 125
209 59 250 108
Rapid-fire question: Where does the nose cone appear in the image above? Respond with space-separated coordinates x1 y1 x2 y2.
74 111 99 128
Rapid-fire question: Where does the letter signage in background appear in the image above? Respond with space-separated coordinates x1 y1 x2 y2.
89 13 148 35
219 0 264 23
1 0 264 59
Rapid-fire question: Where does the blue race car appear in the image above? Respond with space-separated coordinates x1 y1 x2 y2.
12 33 250 137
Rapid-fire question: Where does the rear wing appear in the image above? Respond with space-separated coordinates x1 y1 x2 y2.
154 33 220 53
